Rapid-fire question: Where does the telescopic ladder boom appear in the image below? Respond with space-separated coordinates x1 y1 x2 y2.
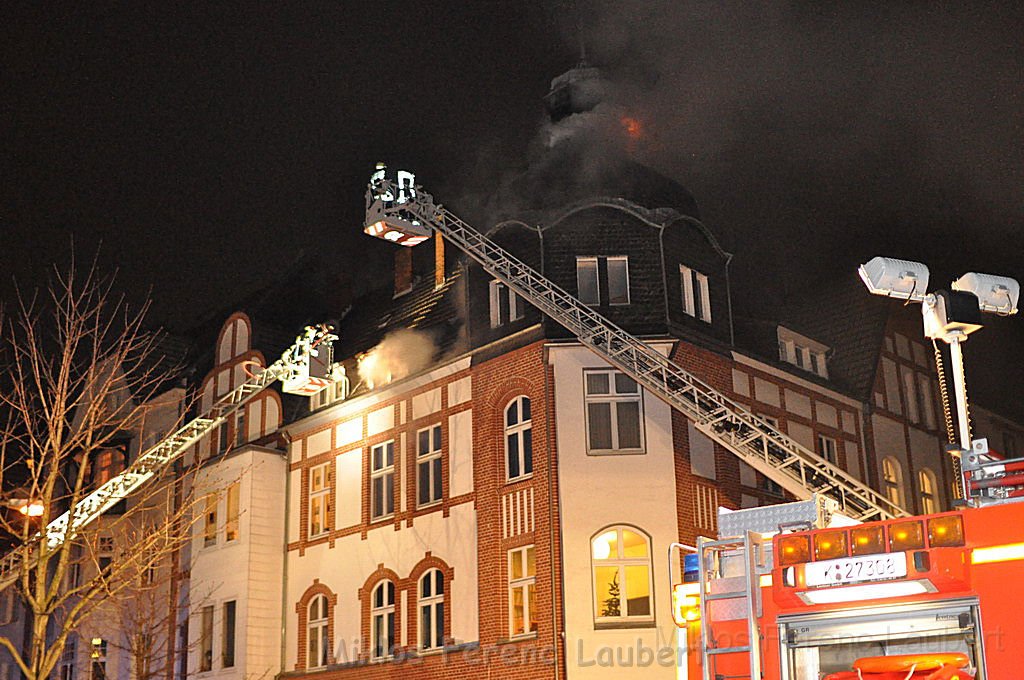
0 325 337 591
364 170 906 523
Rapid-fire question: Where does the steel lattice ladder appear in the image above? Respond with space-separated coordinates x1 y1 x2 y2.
0 326 335 592
697 532 766 680
369 182 906 523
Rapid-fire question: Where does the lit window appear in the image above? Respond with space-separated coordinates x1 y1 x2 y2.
607 256 630 305
488 279 524 328
919 468 938 514
585 370 644 453
591 527 653 623
309 463 331 537
199 606 213 672
576 257 599 305
307 595 330 668
225 483 240 542
508 546 536 637
505 397 533 481
882 457 905 508
371 581 395 660
90 639 107 680
93 448 125 486
203 494 217 548
817 434 837 465
417 425 443 507
419 569 445 652
222 601 236 668
370 442 395 520
680 265 711 323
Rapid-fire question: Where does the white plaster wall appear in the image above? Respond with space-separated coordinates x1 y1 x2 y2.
549 344 679 680
190 449 287 680
283 503 479 669
449 409 474 496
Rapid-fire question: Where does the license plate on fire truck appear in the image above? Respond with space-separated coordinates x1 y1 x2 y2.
803 552 908 587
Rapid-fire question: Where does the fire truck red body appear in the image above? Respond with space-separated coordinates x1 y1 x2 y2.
676 501 1024 679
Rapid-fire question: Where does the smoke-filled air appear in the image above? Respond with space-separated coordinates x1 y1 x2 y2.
357 329 438 390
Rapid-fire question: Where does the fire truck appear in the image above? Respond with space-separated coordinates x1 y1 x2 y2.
671 474 1024 680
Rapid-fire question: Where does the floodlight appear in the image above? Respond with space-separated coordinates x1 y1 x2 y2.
858 256 930 302
952 272 1019 315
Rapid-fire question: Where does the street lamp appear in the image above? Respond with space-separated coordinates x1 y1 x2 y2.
858 256 1020 501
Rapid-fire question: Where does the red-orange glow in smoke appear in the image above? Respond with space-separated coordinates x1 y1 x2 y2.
621 116 643 140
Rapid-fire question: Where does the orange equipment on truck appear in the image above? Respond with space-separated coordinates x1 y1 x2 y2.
672 490 1023 679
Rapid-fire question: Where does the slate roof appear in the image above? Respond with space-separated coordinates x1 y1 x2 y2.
734 275 892 400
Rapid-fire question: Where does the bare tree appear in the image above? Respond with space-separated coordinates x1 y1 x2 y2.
0 263 196 680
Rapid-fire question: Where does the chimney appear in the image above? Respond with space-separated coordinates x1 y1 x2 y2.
394 247 413 297
434 234 445 289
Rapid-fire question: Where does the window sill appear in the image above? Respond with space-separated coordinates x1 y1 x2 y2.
416 500 442 511
505 473 534 485
586 449 646 457
497 632 538 645
594 619 656 631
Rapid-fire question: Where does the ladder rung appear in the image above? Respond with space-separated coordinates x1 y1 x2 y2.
705 591 748 601
706 646 752 656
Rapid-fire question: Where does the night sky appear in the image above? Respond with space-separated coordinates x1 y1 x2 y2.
2 2 1022 406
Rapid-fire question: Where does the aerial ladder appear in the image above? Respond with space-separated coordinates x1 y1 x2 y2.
0 325 338 591
363 165 906 523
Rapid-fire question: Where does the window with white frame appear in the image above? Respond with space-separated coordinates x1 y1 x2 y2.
235 411 246 447
919 468 938 514
199 606 214 672
225 482 240 543
307 594 330 668
505 396 533 481
606 256 630 305
417 425 443 507
882 457 905 508
203 494 217 548
679 265 711 323
222 600 236 668
576 257 600 305
777 327 828 378
489 279 524 328
508 546 537 637
370 441 395 520
371 581 395 660
591 527 653 623
59 634 76 680
419 569 445 651
817 434 837 465
309 463 331 537
584 370 643 453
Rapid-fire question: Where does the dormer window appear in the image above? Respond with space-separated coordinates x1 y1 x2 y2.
777 327 829 378
576 256 630 306
489 279 524 328
680 265 711 323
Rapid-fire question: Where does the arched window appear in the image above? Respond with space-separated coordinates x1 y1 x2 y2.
371 581 395 661
307 594 330 669
882 457 905 508
918 468 938 514
418 569 445 651
505 397 533 481
591 526 653 623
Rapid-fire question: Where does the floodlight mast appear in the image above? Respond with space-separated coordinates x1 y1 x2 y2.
858 256 1020 502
